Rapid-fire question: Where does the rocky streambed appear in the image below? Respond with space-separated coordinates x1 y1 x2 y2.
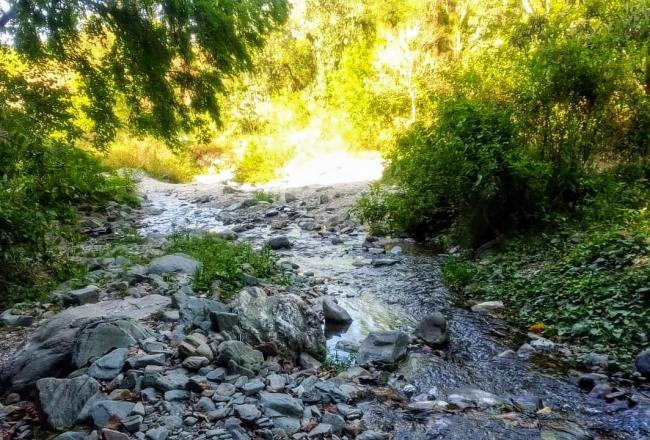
1 176 649 440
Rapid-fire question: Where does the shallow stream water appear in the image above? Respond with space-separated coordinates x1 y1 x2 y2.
138 181 650 440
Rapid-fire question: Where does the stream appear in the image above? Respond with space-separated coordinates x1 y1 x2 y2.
137 178 650 440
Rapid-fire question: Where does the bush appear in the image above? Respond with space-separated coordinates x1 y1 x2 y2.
364 100 555 245
167 233 280 300
0 126 137 305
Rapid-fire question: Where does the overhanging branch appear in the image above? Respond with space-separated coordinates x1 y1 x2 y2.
0 7 16 30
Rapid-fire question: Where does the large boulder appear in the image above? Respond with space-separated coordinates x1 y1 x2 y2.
216 341 264 377
357 331 409 367
1 295 167 390
229 288 325 359
322 298 352 323
147 254 200 275
413 312 448 346
37 375 101 429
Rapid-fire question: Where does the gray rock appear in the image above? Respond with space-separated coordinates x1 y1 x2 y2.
126 353 166 369
69 285 101 305
37 375 100 429
74 318 151 368
266 373 286 392
371 259 398 267
0 310 34 327
308 423 332 437
215 230 238 241
147 254 200 275
471 301 504 314
173 292 227 329
88 348 128 380
164 390 190 401
322 298 352 323
88 400 135 428
178 333 214 360
2 296 168 390
413 313 448 346
229 288 325 359
217 341 264 377
210 311 238 332
357 431 389 440
53 432 88 440
259 392 303 434
635 349 650 378
196 396 216 412
299 353 322 370
357 331 409 366
146 427 169 440
183 356 209 370
235 404 261 421
447 387 502 410
322 413 345 434
102 428 129 440
242 378 265 395
265 236 292 250
207 407 231 421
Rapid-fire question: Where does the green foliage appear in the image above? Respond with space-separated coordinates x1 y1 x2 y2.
445 180 650 369
167 233 279 300
253 190 276 203
233 142 293 184
1 0 289 144
0 123 137 306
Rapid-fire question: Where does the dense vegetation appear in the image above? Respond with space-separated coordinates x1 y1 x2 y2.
0 0 287 301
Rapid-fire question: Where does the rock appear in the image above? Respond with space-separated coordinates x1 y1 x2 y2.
37 375 100 429
357 331 409 366
447 387 502 410
266 373 286 392
215 230 238 241
357 431 389 440
102 429 129 440
53 432 89 440
579 353 610 371
242 378 265 395
145 427 169 440
126 354 166 369
74 318 151 368
235 404 261 422
265 236 292 250
173 291 227 329
182 356 209 370
529 337 555 351
196 396 216 412
371 259 398 267
322 299 352 323
88 348 128 380
413 312 448 346
635 349 650 378
308 423 332 437
577 373 609 392
299 353 322 370
471 301 504 314
88 400 135 428
69 285 101 305
216 341 263 377
147 254 200 275
178 333 214 360
229 288 325 359
122 415 143 433
516 343 535 357
321 413 345 434
259 392 304 434
210 311 239 332
0 310 34 327
164 390 190 401
2 295 169 390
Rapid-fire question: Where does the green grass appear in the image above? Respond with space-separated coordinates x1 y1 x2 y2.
441 179 650 370
167 233 280 300
253 190 276 203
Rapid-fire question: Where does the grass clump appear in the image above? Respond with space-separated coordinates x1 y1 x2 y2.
441 180 650 370
167 233 279 300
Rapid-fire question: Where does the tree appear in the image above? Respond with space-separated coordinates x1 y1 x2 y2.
0 0 289 144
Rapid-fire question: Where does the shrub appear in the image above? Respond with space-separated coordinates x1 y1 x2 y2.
0 126 137 305
370 99 555 245
167 233 279 300
233 141 294 184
